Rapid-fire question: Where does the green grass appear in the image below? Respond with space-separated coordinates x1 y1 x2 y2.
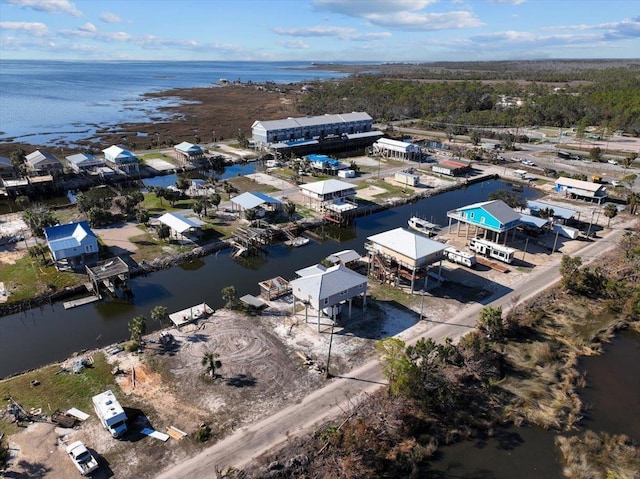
0 353 117 435
227 176 279 195
367 179 415 198
141 192 194 213
0 255 86 302
138 152 178 164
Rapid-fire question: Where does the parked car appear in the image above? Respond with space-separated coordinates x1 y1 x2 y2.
66 441 99 476
608 159 619 165
611 180 620 187
521 159 535 166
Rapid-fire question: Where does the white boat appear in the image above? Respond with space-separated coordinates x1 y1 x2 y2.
408 216 440 237
288 237 310 247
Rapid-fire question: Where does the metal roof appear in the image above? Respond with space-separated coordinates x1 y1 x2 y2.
345 131 384 139
326 249 361 265
44 221 96 253
367 227 448 260
102 145 138 163
456 200 521 225
519 213 548 229
300 179 355 195
555 177 604 192
231 192 281 210
174 141 203 153
374 137 421 152
158 212 204 233
254 112 372 131
527 200 576 220
290 264 367 302
26 150 60 166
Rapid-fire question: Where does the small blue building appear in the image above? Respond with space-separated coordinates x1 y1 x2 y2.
447 200 521 243
44 221 99 270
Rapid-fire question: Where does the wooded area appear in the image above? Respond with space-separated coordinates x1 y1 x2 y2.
297 60 640 136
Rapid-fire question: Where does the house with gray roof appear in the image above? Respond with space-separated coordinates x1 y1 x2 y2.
44 221 99 270
25 150 63 175
158 212 204 241
366 227 448 293
66 153 105 173
299 179 356 211
554 177 608 204
290 263 368 331
446 199 521 243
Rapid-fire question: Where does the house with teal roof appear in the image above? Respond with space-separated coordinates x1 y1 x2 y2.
44 221 99 270
446 200 521 242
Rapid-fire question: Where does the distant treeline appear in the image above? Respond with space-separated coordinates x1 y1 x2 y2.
297 62 640 136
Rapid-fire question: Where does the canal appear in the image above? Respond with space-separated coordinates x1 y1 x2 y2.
0 179 534 378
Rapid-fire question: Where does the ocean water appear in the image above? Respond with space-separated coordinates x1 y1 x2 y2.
0 60 350 146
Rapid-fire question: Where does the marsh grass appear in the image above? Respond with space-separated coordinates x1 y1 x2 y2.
556 431 640 479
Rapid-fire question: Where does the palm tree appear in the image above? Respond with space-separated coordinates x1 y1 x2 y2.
201 352 222 378
128 315 147 343
603 203 617 227
150 306 169 328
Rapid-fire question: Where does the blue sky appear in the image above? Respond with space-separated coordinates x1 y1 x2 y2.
1 0 638 61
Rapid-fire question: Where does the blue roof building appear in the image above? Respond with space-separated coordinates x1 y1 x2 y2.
447 200 521 243
44 221 99 270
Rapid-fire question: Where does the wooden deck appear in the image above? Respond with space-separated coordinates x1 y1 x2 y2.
169 303 214 327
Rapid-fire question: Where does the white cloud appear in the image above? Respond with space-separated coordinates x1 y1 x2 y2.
78 22 96 33
349 32 392 41
0 21 50 36
278 39 309 49
368 11 484 30
313 0 437 16
273 25 355 38
4 0 81 16
99 12 122 24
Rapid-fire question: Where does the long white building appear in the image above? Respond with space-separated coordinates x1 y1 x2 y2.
251 112 374 147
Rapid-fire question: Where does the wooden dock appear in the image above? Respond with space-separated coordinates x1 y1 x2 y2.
63 295 100 310
169 303 214 327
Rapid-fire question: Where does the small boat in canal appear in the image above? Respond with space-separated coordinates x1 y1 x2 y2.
408 216 440 237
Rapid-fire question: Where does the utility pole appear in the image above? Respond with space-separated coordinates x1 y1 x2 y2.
552 230 560 254
522 238 529 261
325 317 335 379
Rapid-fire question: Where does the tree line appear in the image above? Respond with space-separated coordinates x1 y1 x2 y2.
296 66 640 135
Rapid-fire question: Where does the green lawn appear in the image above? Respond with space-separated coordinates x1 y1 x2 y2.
0 255 86 302
0 353 116 435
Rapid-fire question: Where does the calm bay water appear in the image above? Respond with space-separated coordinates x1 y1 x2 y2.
0 60 349 145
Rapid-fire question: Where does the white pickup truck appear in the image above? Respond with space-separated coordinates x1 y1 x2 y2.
66 441 99 476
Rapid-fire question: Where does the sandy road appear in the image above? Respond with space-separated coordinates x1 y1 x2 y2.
156 222 633 478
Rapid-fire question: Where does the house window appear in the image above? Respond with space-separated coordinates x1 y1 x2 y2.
340 290 348 296
470 212 475 219
324 298 329 305
480 216 485 224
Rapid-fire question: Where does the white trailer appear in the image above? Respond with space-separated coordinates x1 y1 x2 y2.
92 390 127 438
552 224 579 240
444 247 477 268
468 237 515 264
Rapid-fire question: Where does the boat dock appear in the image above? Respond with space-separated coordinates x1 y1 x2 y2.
169 303 214 327
63 295 101 310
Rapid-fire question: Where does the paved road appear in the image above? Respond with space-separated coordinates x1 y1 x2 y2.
156 224 630 479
